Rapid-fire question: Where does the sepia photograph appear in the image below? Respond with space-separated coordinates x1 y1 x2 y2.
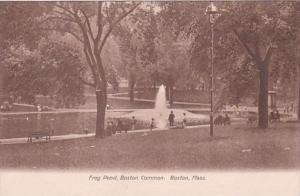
0 1 299 195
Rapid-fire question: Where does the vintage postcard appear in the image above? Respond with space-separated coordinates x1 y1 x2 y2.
0 1 299 195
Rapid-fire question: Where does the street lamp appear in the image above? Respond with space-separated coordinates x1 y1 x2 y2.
206 2 220 137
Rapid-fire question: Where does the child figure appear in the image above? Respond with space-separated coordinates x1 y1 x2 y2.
131 116 137 130
182 113 187 128
150 118 155 131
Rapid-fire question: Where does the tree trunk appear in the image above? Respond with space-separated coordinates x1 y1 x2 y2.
128 74 135 102
169 85 174 108
95 89 106 138
166 85 170 101
258 61 269 128
298 80 300 120
153 80 156 89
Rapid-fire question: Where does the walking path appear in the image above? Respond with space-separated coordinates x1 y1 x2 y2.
0 124 216 145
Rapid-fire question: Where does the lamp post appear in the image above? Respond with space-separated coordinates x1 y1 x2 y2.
206 2 220 137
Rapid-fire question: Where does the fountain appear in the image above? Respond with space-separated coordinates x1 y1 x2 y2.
154 85 168 128
122 85 209 129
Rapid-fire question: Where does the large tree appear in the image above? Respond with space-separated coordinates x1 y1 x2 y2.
160 1 298 128
41 2 141 137
224 2 295 128
183 2 295 128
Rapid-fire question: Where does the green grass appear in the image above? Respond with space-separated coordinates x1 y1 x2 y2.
0 122 299 170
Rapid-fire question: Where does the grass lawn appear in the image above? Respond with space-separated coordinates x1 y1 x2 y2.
0 122 299 171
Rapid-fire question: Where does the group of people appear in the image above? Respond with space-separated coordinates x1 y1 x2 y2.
284 104 295 113
36 104 51 112
168 111 187 128
106 119 129 135
106 111 188 135
214 113 231 126
0 101 13 112
150 111 187 130
269 110 280 122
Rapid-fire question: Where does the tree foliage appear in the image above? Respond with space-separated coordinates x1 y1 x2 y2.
3 40 85 107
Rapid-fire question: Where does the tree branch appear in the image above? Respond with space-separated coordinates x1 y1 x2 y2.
73 13 97 67
98 2 141 53
79 8 95 42
55 3 77 18
52 9 75 21
232 28 257 60
104 2 113 25
263 45 273 65
95 2 103 46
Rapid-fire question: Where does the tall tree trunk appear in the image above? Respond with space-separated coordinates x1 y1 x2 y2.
258 61 269 128
298 82 300 120
128 73 135 102
166 85 170 101
95 89 106 138
169 85 174 108
297 33 300 121
297 68 300 120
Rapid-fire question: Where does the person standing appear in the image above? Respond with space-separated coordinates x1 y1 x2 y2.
182 113 187 128
168 110 175 127
150 118 155 131
117 119 123 134
131 116 137 130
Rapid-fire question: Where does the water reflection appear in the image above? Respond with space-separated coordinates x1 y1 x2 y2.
0 112 97 139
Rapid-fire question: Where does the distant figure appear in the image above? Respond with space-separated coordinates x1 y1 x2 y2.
291 103 294 112
269 111 275 122
224 113 231 125
83 128 89 135
117 119 124 134
275 110 280 121
37 104 42 112
182 113 187 128
284 106 287 113
131 116 137 130
168 110 175 127
106 121 114 135
214 114 224 125
247 115 257 125
0 102 12 112
106 104 112 110
150 118 155 131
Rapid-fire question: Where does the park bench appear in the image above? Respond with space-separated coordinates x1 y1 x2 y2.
247 116 257 124
269 112 280 122
116 123 130 134
27 131 52 143
214 114 231 126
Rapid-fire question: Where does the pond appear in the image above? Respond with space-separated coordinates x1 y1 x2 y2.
0 110 210 140
0 111 128 139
